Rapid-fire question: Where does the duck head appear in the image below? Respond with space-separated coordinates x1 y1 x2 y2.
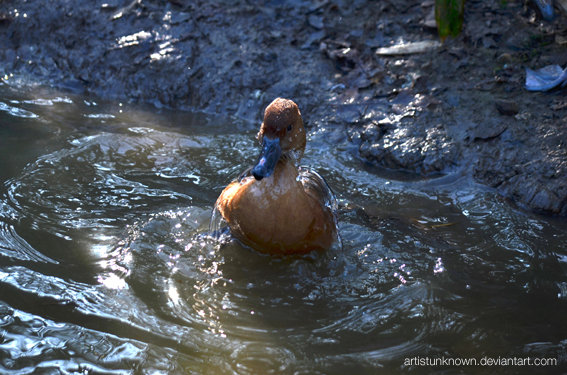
252 98 306 180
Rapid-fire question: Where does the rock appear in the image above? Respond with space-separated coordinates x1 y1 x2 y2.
375 40 441 56
357 114 460 174
496 53 513 64
307 14 324 29
423 8 436 29
495 99 519 116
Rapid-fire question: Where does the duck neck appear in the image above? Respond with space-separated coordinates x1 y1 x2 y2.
269 158 299 183
281 149 303 167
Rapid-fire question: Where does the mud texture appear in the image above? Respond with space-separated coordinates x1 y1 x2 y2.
1 0 566 215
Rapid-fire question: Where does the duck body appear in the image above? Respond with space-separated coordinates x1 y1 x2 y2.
215 98 337 255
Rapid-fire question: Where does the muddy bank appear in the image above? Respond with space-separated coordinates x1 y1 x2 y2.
1 0 566 215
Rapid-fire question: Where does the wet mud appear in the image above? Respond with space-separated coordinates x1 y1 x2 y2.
1 0 566 215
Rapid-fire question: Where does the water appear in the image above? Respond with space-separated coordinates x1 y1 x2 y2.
0 83 566 374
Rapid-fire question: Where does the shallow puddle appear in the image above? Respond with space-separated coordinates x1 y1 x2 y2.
0 84 566 374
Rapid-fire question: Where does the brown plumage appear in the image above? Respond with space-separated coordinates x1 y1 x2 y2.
215 98 336 255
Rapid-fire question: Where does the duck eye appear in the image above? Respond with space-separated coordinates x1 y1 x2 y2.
287 124 293 131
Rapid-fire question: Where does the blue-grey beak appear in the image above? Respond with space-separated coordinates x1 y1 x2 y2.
252 137 281 180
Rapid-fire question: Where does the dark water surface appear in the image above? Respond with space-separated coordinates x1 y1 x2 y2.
1 84 566 374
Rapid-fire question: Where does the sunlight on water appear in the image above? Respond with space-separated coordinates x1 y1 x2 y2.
0 84 566 374
0 101 38 118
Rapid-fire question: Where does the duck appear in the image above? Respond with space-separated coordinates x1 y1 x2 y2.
215 98 337 255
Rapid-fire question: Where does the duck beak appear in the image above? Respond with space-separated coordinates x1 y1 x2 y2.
252 137 281 180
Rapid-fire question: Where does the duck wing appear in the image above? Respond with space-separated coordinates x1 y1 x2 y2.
297 166 338 212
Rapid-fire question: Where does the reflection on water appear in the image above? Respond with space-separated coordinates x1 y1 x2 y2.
0 83 566 374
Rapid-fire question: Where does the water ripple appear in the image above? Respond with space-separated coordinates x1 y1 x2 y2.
0 88 566 373
0 222 57 264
